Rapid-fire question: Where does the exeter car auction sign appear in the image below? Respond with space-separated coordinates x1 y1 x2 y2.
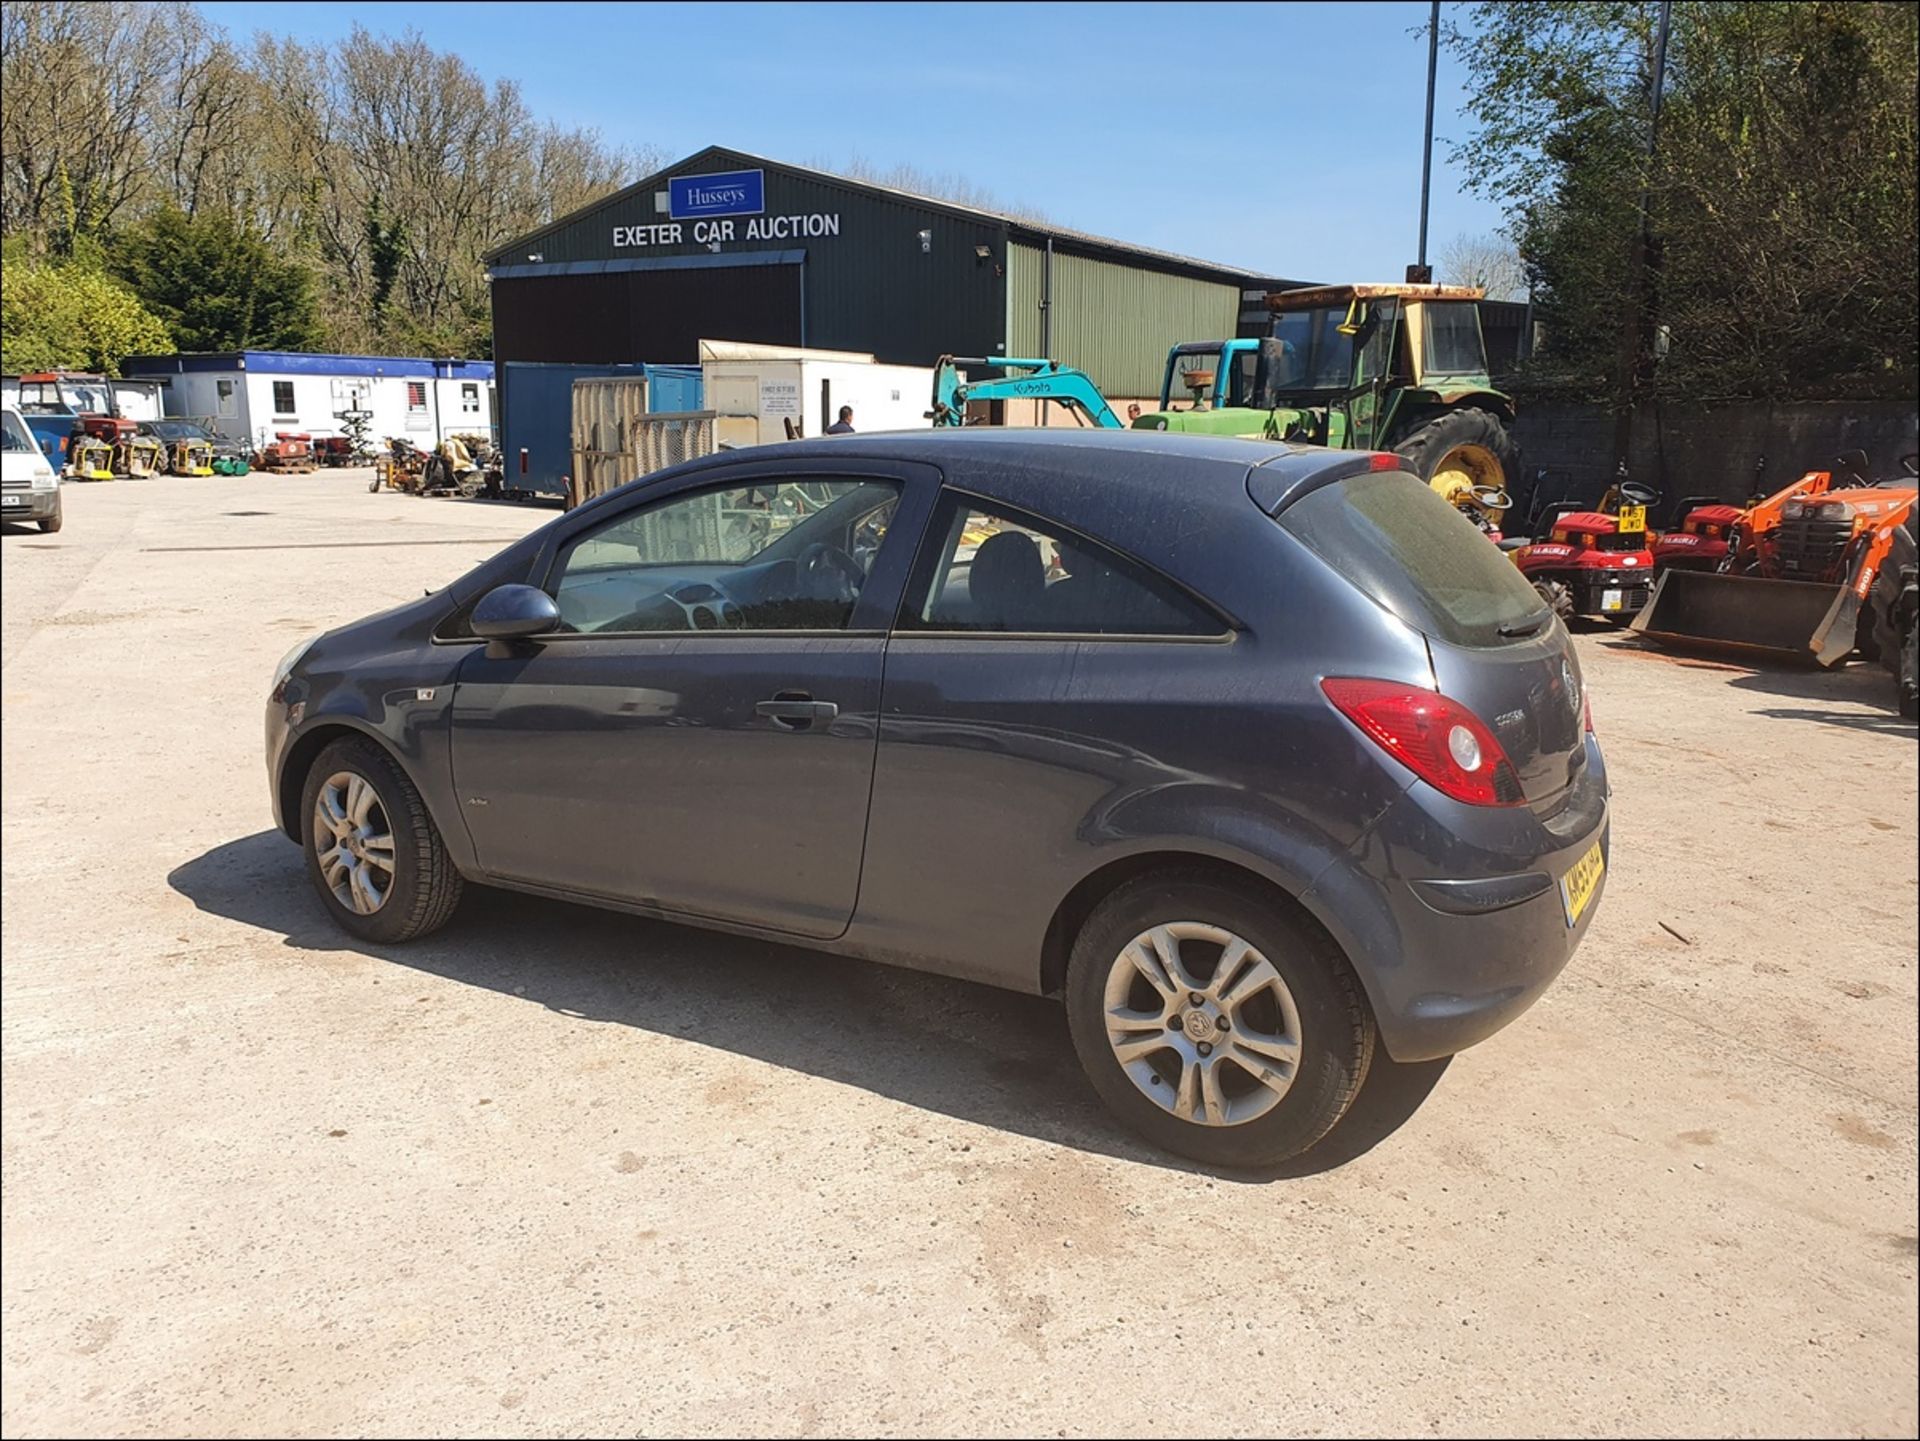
611 169 842 250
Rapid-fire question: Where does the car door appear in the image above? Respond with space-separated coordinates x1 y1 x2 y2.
854 489 1234 979
447 457 935 939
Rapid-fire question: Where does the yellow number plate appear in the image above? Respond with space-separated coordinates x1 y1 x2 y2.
1618 504 1647 533
1559 840 1606 928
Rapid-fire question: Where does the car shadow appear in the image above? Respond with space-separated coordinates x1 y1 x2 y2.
1592 631 1916 734
168 831 1449 1181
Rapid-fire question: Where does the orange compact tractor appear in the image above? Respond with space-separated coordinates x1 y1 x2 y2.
1636 450 1919 666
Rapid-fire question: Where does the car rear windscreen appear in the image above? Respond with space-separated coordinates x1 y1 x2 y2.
1279 472 1549 647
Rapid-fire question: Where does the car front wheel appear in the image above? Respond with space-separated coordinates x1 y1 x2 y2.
1064 872 1375 1167
299 737 463 943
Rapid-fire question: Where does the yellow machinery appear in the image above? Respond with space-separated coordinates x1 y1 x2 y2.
168 438 215 476
66 434 116 480
115 434 166 478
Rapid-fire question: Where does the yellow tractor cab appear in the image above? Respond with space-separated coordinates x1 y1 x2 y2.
1138 284 1518 535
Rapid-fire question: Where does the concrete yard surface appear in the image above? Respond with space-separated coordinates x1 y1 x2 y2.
2 475 1916 1438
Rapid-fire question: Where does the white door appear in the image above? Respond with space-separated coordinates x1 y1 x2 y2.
711 373 759 450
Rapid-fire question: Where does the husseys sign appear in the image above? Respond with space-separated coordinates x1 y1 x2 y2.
612 169 842 249
669 169 764 218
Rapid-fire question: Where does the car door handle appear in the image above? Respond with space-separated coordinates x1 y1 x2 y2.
755 694 838 729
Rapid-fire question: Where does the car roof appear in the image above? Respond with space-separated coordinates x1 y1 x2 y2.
701 426 1308 500
647 428 1380 590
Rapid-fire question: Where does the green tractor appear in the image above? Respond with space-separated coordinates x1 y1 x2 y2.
1137 284 1520 533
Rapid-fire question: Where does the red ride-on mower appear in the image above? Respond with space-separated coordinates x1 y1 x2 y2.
1651 496 1743 571
1504 476 1660 621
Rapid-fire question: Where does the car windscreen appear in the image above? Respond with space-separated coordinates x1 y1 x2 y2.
1279 471 1549 648
3 410 37 453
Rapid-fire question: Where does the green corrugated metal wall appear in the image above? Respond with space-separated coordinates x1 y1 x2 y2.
1007 244 1242 397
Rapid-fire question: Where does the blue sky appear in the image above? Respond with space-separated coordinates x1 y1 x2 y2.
211 0 1505 281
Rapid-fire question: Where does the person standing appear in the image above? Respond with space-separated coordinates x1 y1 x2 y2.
825 406 855 434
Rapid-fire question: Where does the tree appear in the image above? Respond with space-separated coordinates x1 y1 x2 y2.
1437 233 1528 299
111 206 322 351
0 8 646 358
0 2 176 253
1446 1 1918 401
0 255 172 374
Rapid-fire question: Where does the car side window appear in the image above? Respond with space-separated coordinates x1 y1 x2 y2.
544 478 900 635
902 494 1225 637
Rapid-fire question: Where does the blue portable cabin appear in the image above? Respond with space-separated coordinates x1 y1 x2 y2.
499 361 704 497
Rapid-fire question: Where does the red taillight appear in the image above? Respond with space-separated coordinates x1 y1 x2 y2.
1367 452 1402 471
1583 689 1594 734
1321 678 1526 807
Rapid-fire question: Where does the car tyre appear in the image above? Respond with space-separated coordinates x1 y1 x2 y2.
300 736 463 943
39 501 62 534
1064 871 1374 1168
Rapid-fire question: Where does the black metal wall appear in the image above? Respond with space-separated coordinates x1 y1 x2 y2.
488 148 1008 369
492 266 803 365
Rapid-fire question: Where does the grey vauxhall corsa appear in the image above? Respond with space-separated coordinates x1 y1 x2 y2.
266 429 1609 1166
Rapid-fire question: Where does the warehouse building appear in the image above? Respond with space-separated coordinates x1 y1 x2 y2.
121 351 495 452
485 146 1309 422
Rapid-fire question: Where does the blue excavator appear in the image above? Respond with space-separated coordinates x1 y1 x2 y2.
926 355 1124 430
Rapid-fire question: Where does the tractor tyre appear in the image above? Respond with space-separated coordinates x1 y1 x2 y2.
1896 625 1912 725
1394 408 1521 504
1900 616 1919 720
1532 578 1575 620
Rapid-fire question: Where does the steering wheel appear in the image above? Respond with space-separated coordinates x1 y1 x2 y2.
797 542 863 603
1620 481 1661 506
1467 484 1512 511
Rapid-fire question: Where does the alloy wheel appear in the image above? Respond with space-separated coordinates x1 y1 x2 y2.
311 770 396 915
1101 921 1305 1127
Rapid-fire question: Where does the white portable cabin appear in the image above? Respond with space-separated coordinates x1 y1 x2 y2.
118 351 496 452
697 340 933 448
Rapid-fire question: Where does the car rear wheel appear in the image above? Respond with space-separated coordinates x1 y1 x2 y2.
300 737 463 943
1064 872 1375 1167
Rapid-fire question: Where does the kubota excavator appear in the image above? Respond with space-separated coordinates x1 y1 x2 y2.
1634 450 1919 666
926 355 1124 430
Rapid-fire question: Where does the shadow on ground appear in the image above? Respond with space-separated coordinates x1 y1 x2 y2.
1592 630 1917 735
169 831 1449 1181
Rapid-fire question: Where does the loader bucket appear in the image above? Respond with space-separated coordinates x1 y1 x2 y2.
1632 569 1853 666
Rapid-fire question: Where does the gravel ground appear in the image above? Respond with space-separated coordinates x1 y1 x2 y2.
3 474 1915 1438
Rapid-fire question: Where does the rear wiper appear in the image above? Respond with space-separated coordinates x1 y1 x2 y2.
1497 612 1552 638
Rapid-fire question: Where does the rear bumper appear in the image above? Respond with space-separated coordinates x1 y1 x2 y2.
1 488 60 521
1305 738 1610 1061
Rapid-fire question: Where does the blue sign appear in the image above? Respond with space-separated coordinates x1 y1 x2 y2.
668 169 765 221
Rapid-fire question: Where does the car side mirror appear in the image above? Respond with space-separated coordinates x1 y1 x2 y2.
471 583 561 649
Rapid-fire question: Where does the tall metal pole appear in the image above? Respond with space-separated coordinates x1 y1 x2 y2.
1612 0 1674 473
1416 0 1440 276
1646 0 1672 149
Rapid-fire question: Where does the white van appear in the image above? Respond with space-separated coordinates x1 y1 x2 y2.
2 405 63 533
